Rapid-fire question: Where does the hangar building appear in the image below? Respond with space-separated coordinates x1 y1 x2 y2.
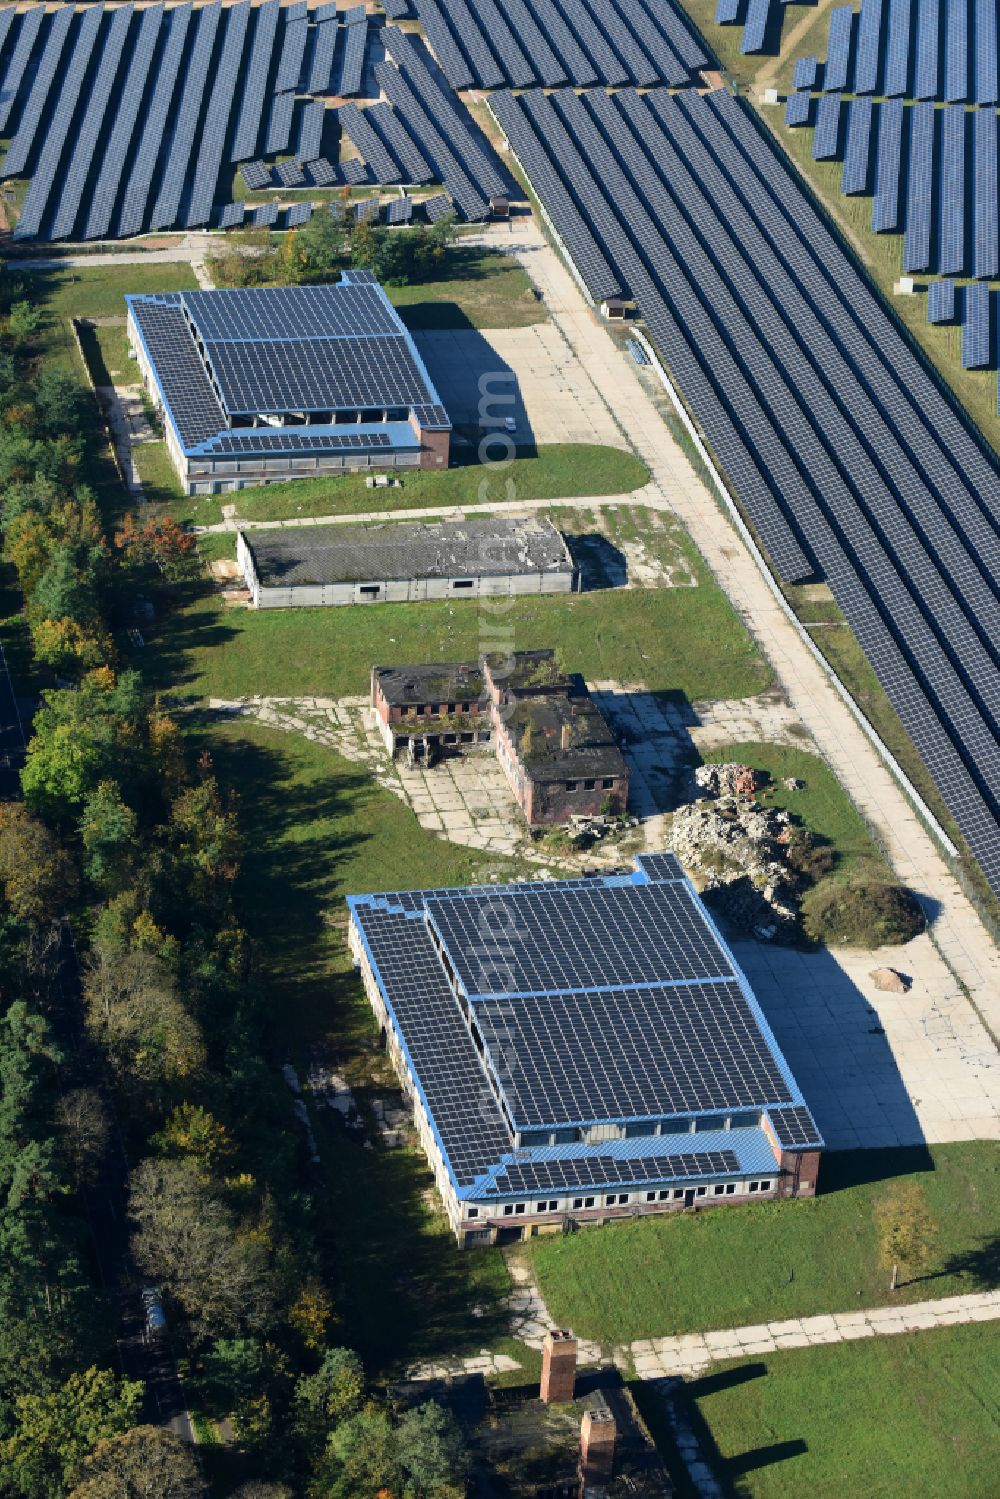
347 853 823 1247
126 273 451 495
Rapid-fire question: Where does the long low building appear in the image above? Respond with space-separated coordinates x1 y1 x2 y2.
126 273 451 496
237 517 579 607
347 853 823 1247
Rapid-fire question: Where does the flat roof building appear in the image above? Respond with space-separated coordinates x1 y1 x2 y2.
347 854 823 1247
126 273 451 495
237 517 578 608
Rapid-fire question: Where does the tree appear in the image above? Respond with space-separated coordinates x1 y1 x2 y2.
0 805 78 930
31 543 101 629
32 370 87 440
21 670 147 821
80 782 138 897
82 948 206 1091
293 1347 364 1453
53 1088 110 1188
67 1426 204 1499
198 1337 269 1413
169 776 242 903
280 210 348 282
113 515 198 585
129 1158 275 1343
876 1181 937 1291
30 617 110 677
396 1401 469 1497
7 301 43 350
152 1102 233 1178
312 1407 401 1499
0 1366 143 1499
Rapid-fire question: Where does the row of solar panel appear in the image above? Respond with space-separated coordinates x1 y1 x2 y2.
415 0 706 91
215 192 428 229
799 0 999 102
489 85 1000 899
788 96 998 278
0 0 368 241
926 278 997 379
714 0 778 56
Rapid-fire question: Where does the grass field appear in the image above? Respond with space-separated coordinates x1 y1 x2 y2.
700 741 889 883
388 244 547 330
677 1322 1000 1499
169 443 650 528
26 261 200 320
520 1143 1000 1345
142 506 771 704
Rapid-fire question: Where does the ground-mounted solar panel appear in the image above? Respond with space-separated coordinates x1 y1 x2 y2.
0 6 17 76
927 276 957 321
265 89 297 155
943 0 969 99
48 4 137 242
385 194 413 223
489 89 620 301
283 200 314 228
785 89 812 127
576 0 657 85
381 31 507 194
214 200 247 228
12 4 106 239
366 102 433 182
375 56 491 217
793 54 818 90
463 0 537 86
382 0 412 15
939 104 965 272
0 3 45 134
883 0 912 94
716 0 740 21
312 1 340 21
83 2 164 239
340 154 369 184
841 95 873 192
872 97 904 230
293 98 326 162
973 105 999 277
2 4 76 179
115 3 193 236
250 200 280 227
433 0 506 87
231 0 281 160
275 157 307 186
414 0 477 89
975 0 999 102
353 195 381 222
148 0 222 229
741 0 772 54
550 0 628 85
242 159 273 190
423 191 455 221
962 281 991 366
643 0 707 69
344 3 367 21
519 0 598 83
185 0 252 227
506 0 572 86
822 4 854 91
852 0 884 92
812 91 842 160
304 16 339 92
275 11 308 90
913 0 940 96
308 155 337 185
336 12 367 94
338 101 400 181
903 101 936 271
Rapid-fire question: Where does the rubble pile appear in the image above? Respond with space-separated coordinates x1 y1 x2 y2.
670 764 804 942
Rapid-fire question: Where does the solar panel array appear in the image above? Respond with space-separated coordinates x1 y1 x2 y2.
366 101 433 182
339 101 402 182
386 194 414 223
961 281 992 367
415 0 705 88
336 10 368 95
242 160 273 191
283 200 314 228
308 155 338 185
793 97 997 279
490 85 1000 897
484 1150 742 1197
811 0 1000 100
927 276 957 321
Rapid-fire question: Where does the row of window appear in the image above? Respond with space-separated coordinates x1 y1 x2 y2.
517 1113 763 1149
466 1179 775 1219
401 701 479 717
565 776 617 792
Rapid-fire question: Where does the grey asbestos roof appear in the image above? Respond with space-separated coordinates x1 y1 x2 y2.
245 517 575 587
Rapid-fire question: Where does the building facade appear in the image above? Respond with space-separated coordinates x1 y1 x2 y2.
126 273 451 495
347 854 823 1247
238 518 578 609
371 650 628 825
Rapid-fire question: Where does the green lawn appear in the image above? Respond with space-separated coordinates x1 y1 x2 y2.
389 244 547 330
680 1323 1000 1499
142 524 771 705
133 440 185 506
520 1144 1000 1345
25 261 200 320
170 443 650 529
700 741 888 883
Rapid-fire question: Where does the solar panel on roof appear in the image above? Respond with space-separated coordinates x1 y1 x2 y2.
767 1105 822 1149
182 283 403 340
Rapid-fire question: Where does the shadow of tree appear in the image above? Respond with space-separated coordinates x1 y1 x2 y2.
922 1234 1000 1292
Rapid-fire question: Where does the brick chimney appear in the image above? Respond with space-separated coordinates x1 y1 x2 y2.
560 721 571 751
580 1408 616 1488
540 1328 577 1403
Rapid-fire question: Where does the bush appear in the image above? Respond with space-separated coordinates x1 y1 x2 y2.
802 878 924 947
784 827 836 882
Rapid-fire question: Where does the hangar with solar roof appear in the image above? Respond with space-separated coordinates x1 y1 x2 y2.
347 853 823 1247
126 272 451 495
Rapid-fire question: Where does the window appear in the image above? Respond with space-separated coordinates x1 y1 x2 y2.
725 1184 736 1195
760 1180 773 1192
646 1190 657 1202
359 585 381 597
503 1204 515 1216
749 1181 759 1193
730 1112 760 1129
537 1199 559 1213
625 1120 657 1138
553 1127 582 1144
515 1203 526 1215
659 1190 672 1201
583 778 596 790
601 777 614 790
566 780 578 792
572 1197 584 1210
714 1184 726 1196
584 1196 596 1208
605 1193 629 1206
696 1187 707 1197
467 1207 479 1219
672 1188 684 1200
452 579 474 589
695 1115 727 1132
520 1131 550 1148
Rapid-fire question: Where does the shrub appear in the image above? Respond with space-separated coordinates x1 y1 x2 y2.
784 827 836 881
802 878 924 947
